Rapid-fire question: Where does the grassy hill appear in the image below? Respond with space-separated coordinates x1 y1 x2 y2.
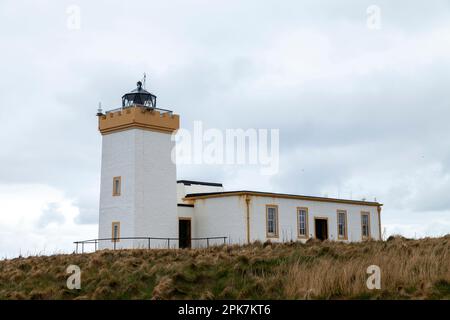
0 236 449 299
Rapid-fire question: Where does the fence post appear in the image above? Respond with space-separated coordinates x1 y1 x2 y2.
167 238 170 249
148 238 151 249
114 240 116 250
82 243 84 254
207 238 209 248
95 240 97 252
223 237 226 245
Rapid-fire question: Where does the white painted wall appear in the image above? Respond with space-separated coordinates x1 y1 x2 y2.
177 205 195 220
134 129 178 248
192 195 381 245
98 130 135 250
247 196 380 243
98 128 178 249
194 196 248 246
176 183 224 204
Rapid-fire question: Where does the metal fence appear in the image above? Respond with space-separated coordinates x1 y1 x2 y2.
74 236 228 254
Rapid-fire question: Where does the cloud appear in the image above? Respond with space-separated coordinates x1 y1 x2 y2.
0 184 96 258
37 202 66 228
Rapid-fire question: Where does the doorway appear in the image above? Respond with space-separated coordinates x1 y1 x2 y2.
314 218 328 240
178 218 191 249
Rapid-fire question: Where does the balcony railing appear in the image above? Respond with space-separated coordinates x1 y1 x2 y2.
73 236 228 254
103 104 173 115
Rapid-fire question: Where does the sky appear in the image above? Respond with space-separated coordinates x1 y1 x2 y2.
0 0 450 258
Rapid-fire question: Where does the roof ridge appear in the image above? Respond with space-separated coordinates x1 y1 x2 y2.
177 180 223 187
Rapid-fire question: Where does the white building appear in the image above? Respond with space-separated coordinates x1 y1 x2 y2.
96 82 383 250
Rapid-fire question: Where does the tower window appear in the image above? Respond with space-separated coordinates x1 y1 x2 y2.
113 176 121 196
266 205 279 238
337 210 348 240
112 221 120 242
297 207 309 238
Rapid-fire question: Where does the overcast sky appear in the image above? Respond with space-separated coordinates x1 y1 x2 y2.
1 0 450 258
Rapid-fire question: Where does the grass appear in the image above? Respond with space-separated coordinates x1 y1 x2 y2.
0 235 449 299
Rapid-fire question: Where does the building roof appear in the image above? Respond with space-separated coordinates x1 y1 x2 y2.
177 203 194 207
184 190 382 207
177 180 223 187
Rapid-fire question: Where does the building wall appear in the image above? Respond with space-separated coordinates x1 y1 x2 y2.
98 128 178 249
98 130 136 250
191 195 381 245
134 129 178 248
194 196 248 246
247 196 381 243
176 183 224 204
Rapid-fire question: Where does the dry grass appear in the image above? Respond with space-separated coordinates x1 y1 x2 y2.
0 235 449 299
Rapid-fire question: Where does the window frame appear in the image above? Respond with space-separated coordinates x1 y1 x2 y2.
297 207 309 239
265 205 279 238
112 176 121 196
361 212 371 240
111 221 120 242
336 210 348 240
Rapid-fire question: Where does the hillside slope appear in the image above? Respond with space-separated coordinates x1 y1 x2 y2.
0 236 449 299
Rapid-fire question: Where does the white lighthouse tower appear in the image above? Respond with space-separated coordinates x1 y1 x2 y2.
97 81 180 249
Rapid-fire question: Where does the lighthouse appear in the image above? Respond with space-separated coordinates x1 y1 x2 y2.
97 81 180 249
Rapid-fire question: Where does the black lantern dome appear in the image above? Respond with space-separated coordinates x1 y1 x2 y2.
122 81 157 108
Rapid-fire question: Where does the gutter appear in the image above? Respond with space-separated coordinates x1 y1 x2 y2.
245 195 251 244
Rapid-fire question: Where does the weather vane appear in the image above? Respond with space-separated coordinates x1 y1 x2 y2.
142 73 147 89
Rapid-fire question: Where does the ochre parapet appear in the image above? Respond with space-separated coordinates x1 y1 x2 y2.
98 106 179 135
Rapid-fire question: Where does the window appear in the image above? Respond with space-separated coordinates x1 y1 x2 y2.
337 210 347 240
361 212 370 239
113 176 121 196
297 207 308 238
266 205 278 237
111 221 120 242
